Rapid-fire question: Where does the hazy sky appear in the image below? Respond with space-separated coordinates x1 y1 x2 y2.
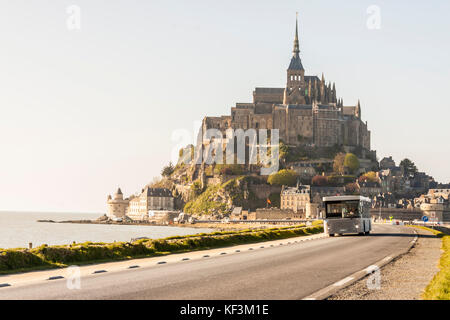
0 0 449 213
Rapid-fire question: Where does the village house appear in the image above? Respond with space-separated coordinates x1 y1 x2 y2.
127 187 175 221
357 180 382 197
380 156 396 170
280 184 319 218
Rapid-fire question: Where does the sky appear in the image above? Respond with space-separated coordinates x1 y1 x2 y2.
0 0 449 213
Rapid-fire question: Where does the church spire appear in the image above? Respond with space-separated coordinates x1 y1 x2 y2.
356 99 361 118
293 12 300 57
284 13 306 105
287 13 304 71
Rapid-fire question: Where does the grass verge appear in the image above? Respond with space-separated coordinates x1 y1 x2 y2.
408 225 450 300
0 222 323 275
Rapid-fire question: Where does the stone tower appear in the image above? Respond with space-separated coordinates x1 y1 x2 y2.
283 13 306 105
107 187 129 219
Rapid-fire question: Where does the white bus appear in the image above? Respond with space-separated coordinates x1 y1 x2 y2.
323 195 372 236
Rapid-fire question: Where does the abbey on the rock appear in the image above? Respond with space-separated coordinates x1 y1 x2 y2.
202 15 371 151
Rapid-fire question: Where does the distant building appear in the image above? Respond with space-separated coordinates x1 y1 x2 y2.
377 165 432 196
357 181 382 197
230 207 243 220
281 184 311 213
127 187 175 221
409 172 429 193
372 193 396 208
280 184 320 218
379 169 395 193
289 163 317 180
380 156 396 170
429 189 450 199
414 189 450 222
107 188 129 219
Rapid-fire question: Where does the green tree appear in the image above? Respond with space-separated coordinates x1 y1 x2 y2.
191 180 204 197
333 152 346 174
267 169 298 186
279 141 289 161
400 158 418 177
344 153 360 174
161 162 175 177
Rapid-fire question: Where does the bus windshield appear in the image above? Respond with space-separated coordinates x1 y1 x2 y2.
326 201 360 219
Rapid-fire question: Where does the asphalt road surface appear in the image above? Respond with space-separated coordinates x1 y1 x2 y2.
0 225 415 300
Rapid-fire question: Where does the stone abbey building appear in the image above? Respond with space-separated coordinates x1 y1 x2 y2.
202 17 371 150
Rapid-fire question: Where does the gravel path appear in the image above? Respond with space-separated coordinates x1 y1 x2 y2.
329 227 442 300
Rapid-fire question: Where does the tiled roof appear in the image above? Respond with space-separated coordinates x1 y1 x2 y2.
287 104 311 110
254 88 285 94
231 207 243 215
305 76 320 82
282 185 311 195
288 55 304 70
144 187 172 197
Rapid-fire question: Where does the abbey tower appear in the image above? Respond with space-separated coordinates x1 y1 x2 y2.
201 15 371 151
284 14 306 105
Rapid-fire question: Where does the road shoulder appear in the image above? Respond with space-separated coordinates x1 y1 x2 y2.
328 227 442 300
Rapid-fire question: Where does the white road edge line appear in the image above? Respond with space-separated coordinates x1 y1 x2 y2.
333 277 354 287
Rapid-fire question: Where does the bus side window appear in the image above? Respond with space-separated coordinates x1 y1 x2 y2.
342 207 347 218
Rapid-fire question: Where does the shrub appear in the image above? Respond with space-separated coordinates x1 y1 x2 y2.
312 175 328 186
161 162 175 177
345 182 359 194
191 180 204 197
267 169 298 186
333 152 346 174
344 153 360 174
215 164 245 176
0 249 49 271
359 171 379 183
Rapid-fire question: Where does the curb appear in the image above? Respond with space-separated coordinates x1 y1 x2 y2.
303 229 419 300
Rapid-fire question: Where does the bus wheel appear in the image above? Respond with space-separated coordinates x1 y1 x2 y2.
358 232 365 236
364 231 370 235
329 233 335 237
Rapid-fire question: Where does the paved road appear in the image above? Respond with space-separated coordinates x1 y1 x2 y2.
0 225 415 300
